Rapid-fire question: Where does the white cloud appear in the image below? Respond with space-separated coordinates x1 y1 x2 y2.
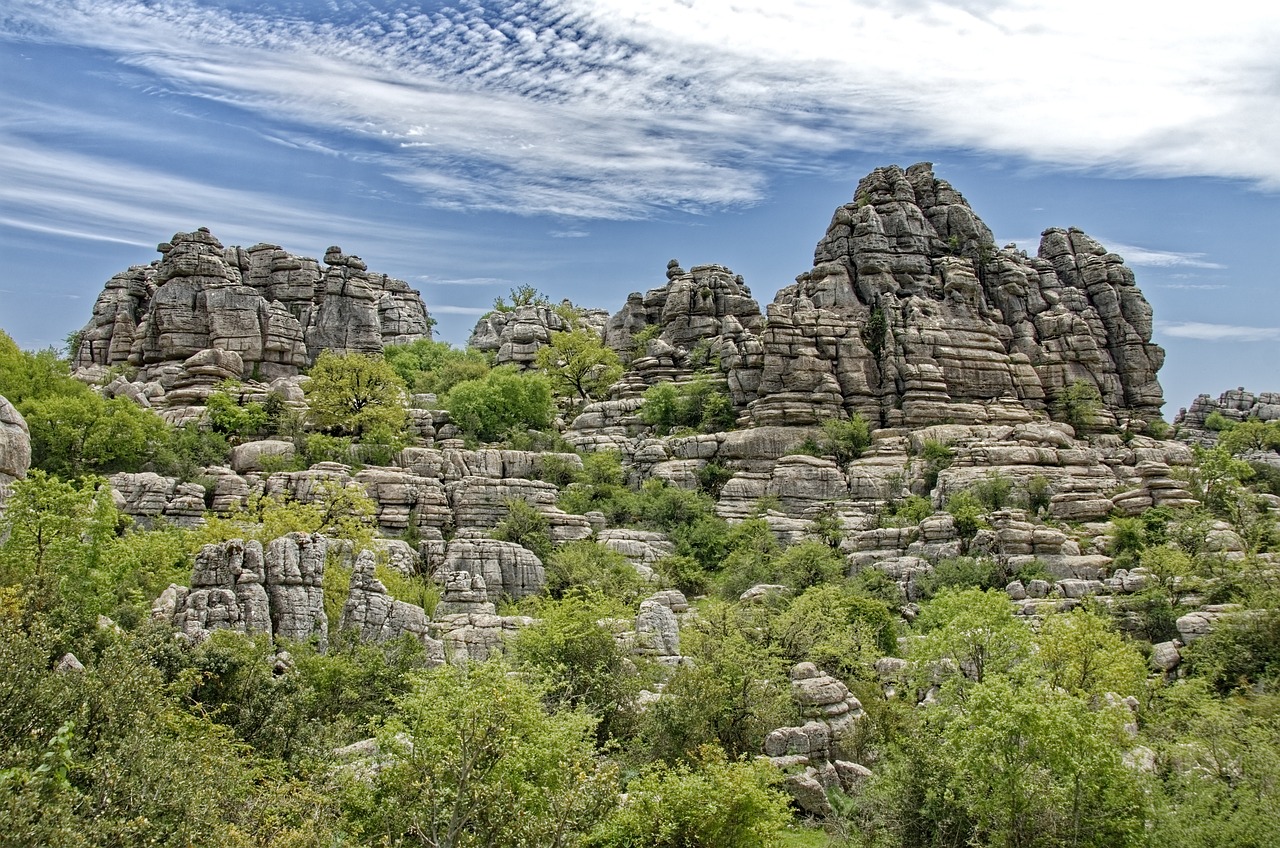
429 304 490 316
2 0 1279 221
1097 242 1225 270
550 230 590 238
1158 322 1280 342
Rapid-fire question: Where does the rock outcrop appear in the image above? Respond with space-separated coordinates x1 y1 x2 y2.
468 302 609 370
153 534 328 647
763 662 868 816
0 395 31 512
73 228 432 392
339 550 446 660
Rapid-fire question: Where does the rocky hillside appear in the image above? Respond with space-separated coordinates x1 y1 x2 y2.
2 163 1277 847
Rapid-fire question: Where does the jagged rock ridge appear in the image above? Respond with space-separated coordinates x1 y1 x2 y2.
74 227 433 383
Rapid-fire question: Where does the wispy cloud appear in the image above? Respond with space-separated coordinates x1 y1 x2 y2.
1099 242 1226 269
1158 322 1280 342
430 305 491 316
3 0 1277 222
550 230 590 238
1158 283 1227 291
418 276 514 287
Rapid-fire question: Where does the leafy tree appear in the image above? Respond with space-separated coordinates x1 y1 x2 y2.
971 470 1012 510
586 747 791 848
645 602 793 761
490 283 550 312
772 584 897 679
194 482 377 551
914 587 1029 688
444 365 555 443
383 339 490 396
1032 608 1147 699
0 330 85 404
535 328 623 403
491 497 553 561
303 350 407 438
1054 378 1103 431
818 414 872 465
22 393 171 476
1219 419 1280 455
513 591 649 744
204 383 269 441
640 378 736 435
945 489 987 552
544 541 647 604
353 660 617 848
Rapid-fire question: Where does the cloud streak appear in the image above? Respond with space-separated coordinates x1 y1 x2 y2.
3 0 1277 222
1158 322 1280 343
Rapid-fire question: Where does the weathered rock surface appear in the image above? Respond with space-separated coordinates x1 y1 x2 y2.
73 228 432 406
430 570 532 663
0 395 31 512
441 534 545 600
154 534 328 646
468 303 610 370
764 662 868 816
339 549 445 660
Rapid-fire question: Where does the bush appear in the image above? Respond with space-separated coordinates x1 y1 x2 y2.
303 350 407 438
639 378 736 435
971 470 1012 510
544 541 646 604
820 415 872 464
945 490 987 550
383 339 490 395
445 365 555 443
919 439 955 491
1054 379 1102 431
879 494 933 528
492 498 553 561
586 748 790 848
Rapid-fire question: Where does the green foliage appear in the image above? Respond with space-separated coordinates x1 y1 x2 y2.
491 498 553 561
204 383 269 441
640 378 736 435
629 323 661 356
22 392 172 477
914 556 1007 599
535 328 623 403
879 494 933 528
444 365 555 443
1203 410 1234 431
772 584 897 679
645 603 793 761
1053 378 1103 431
587 748 791 848
513 591 649 744
1024 473 1052 516
819 414 872 465
919 438 955 491
860 306 888 362
0 330 85 404
914 588 1029 688
1033 608 1147 698
383 339 491 396
970 470 1012 510
944 489 987 551
1220 418 1280 455
1183 607 1280 694
354 660 616 848
1109 516 1147 568
490 283 551 312
195 482 377 551
697 459 735 498
304 350 407 438
544 541 647 604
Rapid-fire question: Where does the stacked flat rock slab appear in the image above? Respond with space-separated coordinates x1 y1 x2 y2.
603 164 1164 430
468 302 610 369
339 550 445 660
633 590 688 665
73 228 431 399
153 534 328 646
0 395 31 513
1175 387 1280 449
110 472 208 528
763 662 869 816
430 571 533 662
441 533 545 600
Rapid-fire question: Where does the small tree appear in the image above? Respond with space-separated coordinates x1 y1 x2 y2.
304 351 407 438
1054 379 1102 431
444 366 555 443
535 328 623 404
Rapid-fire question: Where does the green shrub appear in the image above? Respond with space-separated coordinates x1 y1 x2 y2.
919 439 955 490
492 498 553 561
971 470 1012 510
544 541 646 604
639 378 736 435
820 415 871 464
444 365 555 443
945 490 987 549
1053 379 1103 431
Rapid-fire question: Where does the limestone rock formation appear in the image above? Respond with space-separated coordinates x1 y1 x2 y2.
468 302 610 369
430 570 532 662
723 164 1166 428
73 228 432 392
0 395 31 512
153 534 327 646
763 662 868 816
441 534 546 600
339 549 445 660
1175 387 1280 450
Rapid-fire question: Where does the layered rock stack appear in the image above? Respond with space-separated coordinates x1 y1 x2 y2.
0 395 31 513
339 550 445 659
763 662 869 816
468 302 609 369
429 570 533 662
73 228 432 394
153 534 328 647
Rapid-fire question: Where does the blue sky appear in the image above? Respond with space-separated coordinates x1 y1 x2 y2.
1 0 1277 416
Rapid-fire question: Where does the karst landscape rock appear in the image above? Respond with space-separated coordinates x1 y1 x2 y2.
4 163 1277 846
